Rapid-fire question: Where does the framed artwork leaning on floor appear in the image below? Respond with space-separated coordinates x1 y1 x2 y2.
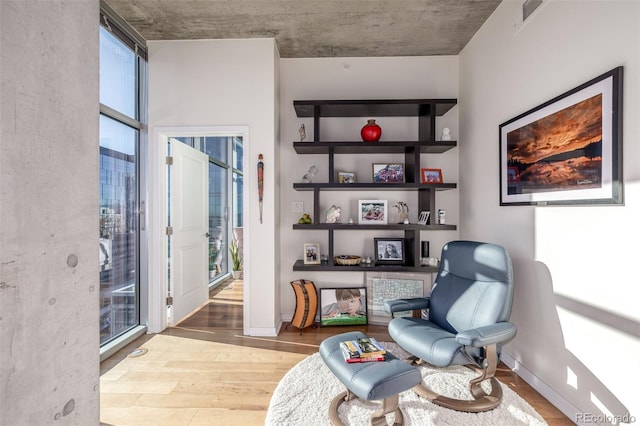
320 287 368 326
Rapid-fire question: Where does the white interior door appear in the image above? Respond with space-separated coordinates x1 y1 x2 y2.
169 139 209 325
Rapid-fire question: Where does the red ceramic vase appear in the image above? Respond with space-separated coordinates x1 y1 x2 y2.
361 119 382 142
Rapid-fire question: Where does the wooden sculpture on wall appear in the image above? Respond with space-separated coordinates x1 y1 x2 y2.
257 154 264 224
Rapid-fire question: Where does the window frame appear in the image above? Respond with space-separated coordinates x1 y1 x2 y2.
99 1 149 356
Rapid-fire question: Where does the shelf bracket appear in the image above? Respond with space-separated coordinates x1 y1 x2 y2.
313 105 320 141
328 229 334 260
328 146 335 183
313 188 320 223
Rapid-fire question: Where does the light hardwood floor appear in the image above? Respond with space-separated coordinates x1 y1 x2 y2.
100 279 573 425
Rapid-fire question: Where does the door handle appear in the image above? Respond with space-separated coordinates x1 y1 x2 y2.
138 201 145 231
205 232 210 238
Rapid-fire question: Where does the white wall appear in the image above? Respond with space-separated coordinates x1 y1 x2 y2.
278 57 460 319
0 1 100 424
147 38 281 335
459 0 639 421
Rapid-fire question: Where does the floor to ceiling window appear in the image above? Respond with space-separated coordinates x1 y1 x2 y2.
174 136 244 285
99 6 147 346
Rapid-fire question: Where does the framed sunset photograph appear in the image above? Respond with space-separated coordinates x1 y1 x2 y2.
499 66 623 206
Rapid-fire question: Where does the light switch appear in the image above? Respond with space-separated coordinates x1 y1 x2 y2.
292 201 304 212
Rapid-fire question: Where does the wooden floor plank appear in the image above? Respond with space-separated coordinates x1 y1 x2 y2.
101 406 198 426
135 392 272 409
100 279 573 425
188 408 266 426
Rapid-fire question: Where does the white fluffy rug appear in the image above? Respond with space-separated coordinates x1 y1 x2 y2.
266 343 547 426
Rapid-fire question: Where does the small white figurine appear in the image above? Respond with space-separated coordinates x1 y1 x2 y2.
301 165 319 183
440 128 451 141
325 205 342 223
299 124 306 142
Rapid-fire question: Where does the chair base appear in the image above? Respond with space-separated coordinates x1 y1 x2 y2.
329 390 404 426
407 343 504 413
412 376 502 413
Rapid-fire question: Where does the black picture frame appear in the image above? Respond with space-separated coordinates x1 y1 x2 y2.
319 287 368 327
499 66 623 206
374 238 405 265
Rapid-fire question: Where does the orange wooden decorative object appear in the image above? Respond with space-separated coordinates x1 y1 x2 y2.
289 279 318 334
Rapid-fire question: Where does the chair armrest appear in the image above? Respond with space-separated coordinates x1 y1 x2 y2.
455 322 517 347
384 298 430 314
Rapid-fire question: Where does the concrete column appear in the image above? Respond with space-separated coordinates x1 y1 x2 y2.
0 1 100 424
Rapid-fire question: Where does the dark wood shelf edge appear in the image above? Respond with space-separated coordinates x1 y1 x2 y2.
293 141 457 154
292 259 438 273
293 183 457 191
293 224 457 231
293 99 457 118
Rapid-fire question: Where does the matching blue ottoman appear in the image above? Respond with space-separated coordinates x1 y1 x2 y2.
319 331 422 426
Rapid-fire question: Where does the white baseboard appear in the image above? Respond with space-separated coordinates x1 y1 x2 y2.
501 350 581 424
245 318 283 337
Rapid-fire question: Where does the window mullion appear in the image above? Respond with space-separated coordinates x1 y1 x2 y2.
100 104 142 130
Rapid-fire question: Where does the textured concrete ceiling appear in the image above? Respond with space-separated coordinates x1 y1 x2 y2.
105 0 501 58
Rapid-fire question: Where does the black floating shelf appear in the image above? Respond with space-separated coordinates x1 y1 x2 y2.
292 223 457 231
293 259 438 273
293 182 457 191
293 141 457 154
293 99 457 118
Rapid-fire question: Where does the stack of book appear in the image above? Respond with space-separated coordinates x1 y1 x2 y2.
339 337 387 363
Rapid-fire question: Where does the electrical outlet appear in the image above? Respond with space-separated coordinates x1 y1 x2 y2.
292 201 304 212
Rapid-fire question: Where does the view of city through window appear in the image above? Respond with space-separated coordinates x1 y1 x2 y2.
99 24 145 345
99 116 138 344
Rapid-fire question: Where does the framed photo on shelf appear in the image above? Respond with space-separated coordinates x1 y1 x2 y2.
320 287 368 326
499 66 623 206
338 171 356 183
374 238 405 265
358 200 388 224
417 211 430 225
365 272 430 325
372 163 404 183
303 243 321 265
421 168 443 184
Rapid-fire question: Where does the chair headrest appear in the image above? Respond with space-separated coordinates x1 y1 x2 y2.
440 240 512 283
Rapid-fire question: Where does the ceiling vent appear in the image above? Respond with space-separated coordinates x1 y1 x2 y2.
523 0 543 21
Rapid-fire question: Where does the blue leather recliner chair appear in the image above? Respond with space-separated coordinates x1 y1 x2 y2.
385 240 517 412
